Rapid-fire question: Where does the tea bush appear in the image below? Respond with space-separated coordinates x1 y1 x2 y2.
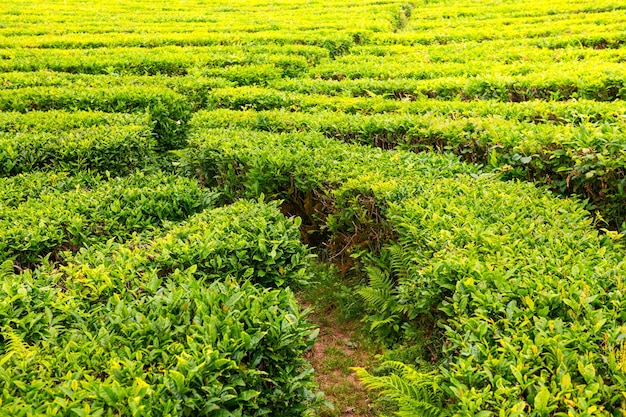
0 87 192 149
181 126 626 415
0 172 213 267
0 124 155 175
2 0 626 414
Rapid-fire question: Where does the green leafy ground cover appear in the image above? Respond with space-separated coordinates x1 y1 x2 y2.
0 0 625 415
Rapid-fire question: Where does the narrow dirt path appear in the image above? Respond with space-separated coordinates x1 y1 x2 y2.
300 301 387 417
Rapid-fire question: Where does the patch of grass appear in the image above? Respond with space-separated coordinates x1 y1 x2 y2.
299 262 395 417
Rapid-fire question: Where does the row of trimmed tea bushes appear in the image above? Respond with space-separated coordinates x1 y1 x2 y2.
0 111 157 174
0 171 101 207
0 28 361 57
0 30 358 55
0 124 154 176
3 25 623 53
0 110 150 133
209 79 626 114
4 73 624 124
204 87 626 123
2 46 623 87
0 71 232 111
533 33 626 50
0 171 212 268
205 86 406 114
2 9 624 50
356 182 626 415
405 0 625 22
414 0 625 17
408 3 626 24
362 31 626 57
66 198 311 290
0 1 395 39
0 47 319 78
192 109 626 153
350 40 625 60
389 10 626 43
308 59 626 82
192 109 626 228
351 22 626 49
178 128 474 206
179 127 626 414
4 44 625 81
399 99 626 125
0 200 319 416
347 42 626 67
272 68 626 101
0 86 191 149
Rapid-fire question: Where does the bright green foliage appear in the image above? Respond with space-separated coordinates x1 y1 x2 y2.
0 171 103 207
181 127 472 193
0 71 234 110
354 362 444 417
0 201 317 416
0 110 151 132
0 172 213 267
0 110 159 175
2 0 626 414
0 124 155 175
267 68 626 101
385 182 626 414
193 104 626 226
67 199 312 289
182 126 626 414
0 87 192 149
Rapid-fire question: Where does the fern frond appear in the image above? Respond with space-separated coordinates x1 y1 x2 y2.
369 315 399 332
389 244 408 270
366 266 395 292
0 259 14 277
389 244 415 279
358 266 395 312
357 286 391 311
354 362 446 417
3 327 29 358
395 303 412 315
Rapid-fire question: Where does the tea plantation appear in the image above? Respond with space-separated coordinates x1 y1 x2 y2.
0 0 625 415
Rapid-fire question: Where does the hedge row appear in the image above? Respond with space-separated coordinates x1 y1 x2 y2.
0 110 150 132
0 47 315 80
0 71 233 112
270 68 626 102
179 127 626 415
0 86 192 149
192 109 626 228
0 200 319 416
204 85 626 122
349 42 626 65
3 73 624 124
0 171 212 267
309 58 626 83
0 171 102 208
0 110 156 175
4 44 623 82
3 6 624 50
0 124 155 176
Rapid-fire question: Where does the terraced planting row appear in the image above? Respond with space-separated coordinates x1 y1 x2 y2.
1 0 625 415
